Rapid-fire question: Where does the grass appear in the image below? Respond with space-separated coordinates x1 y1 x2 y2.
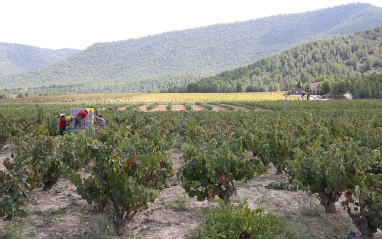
77 213 116 239
195 102 213 110
167 194 191 212
0 217 33 239
146 102 160 110
126 102 146 110
182 102 192 110
166 102 173 111
277 198 357 239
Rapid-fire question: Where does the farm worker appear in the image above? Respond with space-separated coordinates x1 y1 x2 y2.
74 109 88 127
96 115 106 129
59 114 66 136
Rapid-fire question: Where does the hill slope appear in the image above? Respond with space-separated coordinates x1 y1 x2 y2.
181 26 382 93
1 3 382 93
0 43 79 77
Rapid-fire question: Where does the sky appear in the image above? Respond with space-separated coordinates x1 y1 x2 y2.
1 0 381 50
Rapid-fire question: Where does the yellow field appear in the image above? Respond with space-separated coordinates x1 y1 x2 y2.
0 92 305 103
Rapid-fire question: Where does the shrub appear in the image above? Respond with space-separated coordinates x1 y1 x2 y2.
187 199 280 239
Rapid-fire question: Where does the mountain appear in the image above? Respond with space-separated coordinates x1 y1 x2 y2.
1 3 382 94
179 26 382 94
0 43 79 78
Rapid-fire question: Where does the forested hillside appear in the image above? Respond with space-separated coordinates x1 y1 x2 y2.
176 26 382 95
1 3 382 94
0 43 79 77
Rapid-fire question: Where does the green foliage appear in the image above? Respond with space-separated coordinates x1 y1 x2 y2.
195 102 212 110
187 199 280 239
340 149 382 236
181 26 382 95
166 102 173 111
178 139 265 204
0 43 79 78
70 125 174 234
146 102 160 111
182 102 192 110
1 100 382 237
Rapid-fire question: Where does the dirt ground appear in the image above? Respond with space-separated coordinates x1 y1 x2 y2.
148 105 167 112
210 105 228 112
233 106 251 112
190 105 205 111
171 105 187 111
0 145 381 239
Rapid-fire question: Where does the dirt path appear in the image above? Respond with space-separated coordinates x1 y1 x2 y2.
117 106 127 111
171 105 186 111
139 105 147 111
209 105 228 112
148 105 167 112
232 105 251 112
254 108 269 112
190 105 205 111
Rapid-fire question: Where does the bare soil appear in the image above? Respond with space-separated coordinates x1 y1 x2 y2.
0 145 380 239
138 105 147 112
232 106 251 112
117 106 128 111
254 108 270 112
171 105 187 111
190 105 205 111
209 105 228 112
148 105 167 112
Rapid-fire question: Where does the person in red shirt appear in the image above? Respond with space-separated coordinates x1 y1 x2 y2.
59 114 66 136
74 109 88 127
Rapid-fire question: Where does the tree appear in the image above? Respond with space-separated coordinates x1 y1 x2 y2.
321 79 331 95
236 83 243 92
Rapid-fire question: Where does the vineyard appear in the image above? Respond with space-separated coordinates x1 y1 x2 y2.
0 99 381 238
0 91 304 103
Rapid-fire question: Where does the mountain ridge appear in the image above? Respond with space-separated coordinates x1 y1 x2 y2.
0 42 79 77
176 26 382 94
1 3 382 94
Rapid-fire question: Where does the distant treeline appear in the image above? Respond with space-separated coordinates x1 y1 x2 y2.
165 26 382 97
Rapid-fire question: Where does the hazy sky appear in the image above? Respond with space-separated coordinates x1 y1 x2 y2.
1 0 381 50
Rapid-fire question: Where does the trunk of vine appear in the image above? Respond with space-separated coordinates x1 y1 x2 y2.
218 181 236 205
254 152 269 168
275 166 283 175
112 199 132 236
319 192 340 213
346 202 375 237
42 176 59 191
114 215 130 236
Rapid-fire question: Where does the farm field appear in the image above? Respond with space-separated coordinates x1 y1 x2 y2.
0 99 381 239
0 91 304 103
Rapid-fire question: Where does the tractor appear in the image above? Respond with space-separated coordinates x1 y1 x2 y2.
65 107 98 135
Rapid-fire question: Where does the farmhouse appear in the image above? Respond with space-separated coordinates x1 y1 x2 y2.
310 82 320 95
291 82 320 96
290 86 305 95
